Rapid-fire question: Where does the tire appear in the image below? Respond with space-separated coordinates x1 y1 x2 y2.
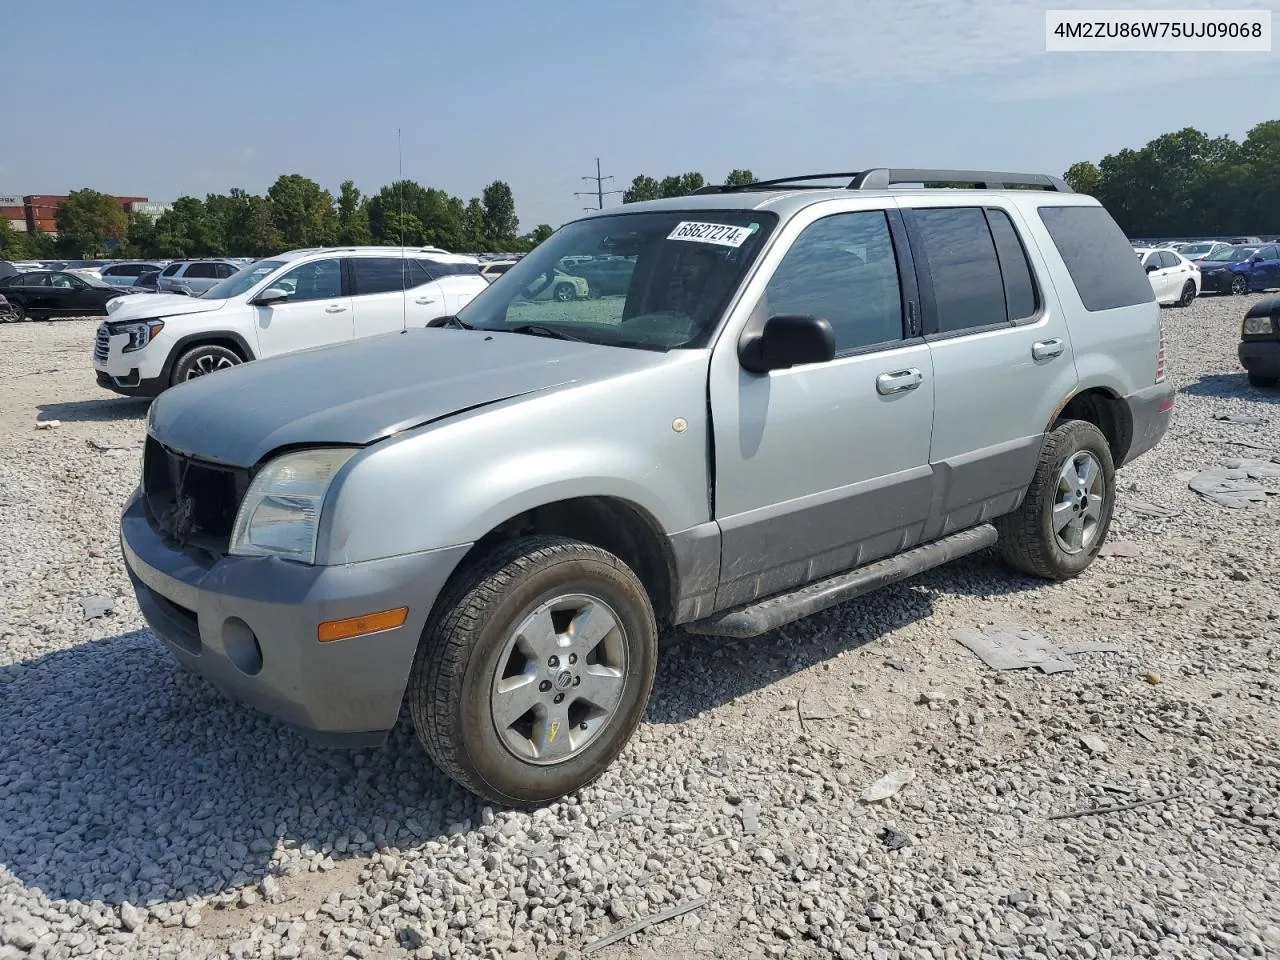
1175 281 1196 307
553 282 576 302
170 344 242 386
1230 275 1249 296
995 420 1115 581
1248 373 1279 389
6 301 25 322
409 535 658 806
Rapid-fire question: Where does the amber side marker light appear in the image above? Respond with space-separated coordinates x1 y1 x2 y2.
318 607 409 643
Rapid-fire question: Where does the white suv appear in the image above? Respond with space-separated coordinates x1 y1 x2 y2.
94 246 487 397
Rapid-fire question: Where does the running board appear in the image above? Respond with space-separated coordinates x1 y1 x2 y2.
684 524 998 639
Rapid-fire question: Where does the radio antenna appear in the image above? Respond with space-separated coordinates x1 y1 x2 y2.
398 127 407 329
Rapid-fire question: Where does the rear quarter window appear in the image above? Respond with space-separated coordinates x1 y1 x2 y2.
1037 205 1154 312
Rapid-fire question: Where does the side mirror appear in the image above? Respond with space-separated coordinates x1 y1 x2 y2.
252 287 289 306
739 314 836 373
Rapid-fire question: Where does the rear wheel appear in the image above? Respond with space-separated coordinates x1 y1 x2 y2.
171 344 242 386
1230 275 1249 296
1175 280 1196 307
4 301 23 322
409 536 658 806
554 282 576 302
996 421 1115 581
1248 373 1279 388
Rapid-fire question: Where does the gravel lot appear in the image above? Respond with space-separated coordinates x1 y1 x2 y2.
1 297 1278 960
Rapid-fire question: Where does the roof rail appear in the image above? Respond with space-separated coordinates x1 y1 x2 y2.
692 169 1073 195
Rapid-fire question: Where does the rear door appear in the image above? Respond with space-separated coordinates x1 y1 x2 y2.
1256 245 1280 290
404 259 449 325
898 200 1078 537
18 272 53 311
349 256 411 338
252 257 352 357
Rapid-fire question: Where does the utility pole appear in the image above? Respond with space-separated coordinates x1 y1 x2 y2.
575 158 623 210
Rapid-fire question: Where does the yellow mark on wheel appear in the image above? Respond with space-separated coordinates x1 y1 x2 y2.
549 719 561 743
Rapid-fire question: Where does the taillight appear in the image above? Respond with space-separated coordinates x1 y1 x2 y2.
1155 322 1166 383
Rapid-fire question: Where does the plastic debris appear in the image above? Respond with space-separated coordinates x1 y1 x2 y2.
1099 540 1141 558
79 595 114 621
1213 413 1266 425
1127 499 1181 519
952 622 1077 674
1188 467 1270 508
35 419 61 430
861 768 915 803
1079 734 1108 754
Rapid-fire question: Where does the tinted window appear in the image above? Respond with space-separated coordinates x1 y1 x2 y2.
1259 245 1279 260
51 273 78 288
185 262 218 279
424 259 481 277
1158 251 1180 269
762 211 903 352
214 262 237 278
22 273 51 287
352 257 408 295
161 263 182 276
913 207 1006 334
407 259 435 288
1038 205 1154 311
985 209 1038 321
274 259 342 302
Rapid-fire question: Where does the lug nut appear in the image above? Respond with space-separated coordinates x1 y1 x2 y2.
568 653 577 665
572 676 581 687
548 655 560 668
580 722 589 731
539 680 552 692
553 693 565 704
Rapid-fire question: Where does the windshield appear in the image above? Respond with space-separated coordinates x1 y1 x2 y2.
77 273 113 288
1204 246 1255 262
199 260 285 300
457 210 778 350
1180 243 1213 257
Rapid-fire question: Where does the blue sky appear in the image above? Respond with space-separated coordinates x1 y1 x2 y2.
3 0 1277 232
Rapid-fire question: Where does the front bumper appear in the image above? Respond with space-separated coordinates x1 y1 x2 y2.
120 492 470 745
1239 340 1280 378
1198 271 1232 293
1120 382 1175 467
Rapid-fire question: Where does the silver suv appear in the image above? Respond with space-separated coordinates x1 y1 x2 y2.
120 169 1173 805
156 259 242 296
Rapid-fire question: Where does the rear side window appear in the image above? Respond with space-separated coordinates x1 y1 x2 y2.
424 259 481 278
1038 205 1154 311
161 263 182 276
984 209 1038 321
185 263 217 279
352 257 407 295
1157 251 1180 269
1259 245 1279 260
912 207 1007 334
408 259 435 288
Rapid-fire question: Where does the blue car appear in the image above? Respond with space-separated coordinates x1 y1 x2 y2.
1193 244 1280 295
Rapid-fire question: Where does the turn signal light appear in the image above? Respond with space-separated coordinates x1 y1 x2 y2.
317 607 409 643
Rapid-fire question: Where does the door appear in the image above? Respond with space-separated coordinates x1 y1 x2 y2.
403 259 449 325
349 256 411 338
16 272 53 312
183 261 219 293
1255 245 1280 290
1140 251 1170 301
709 207 935 610
48 272 85 315
253 257 352 357
1159 250 1191 300
899 202 1079 538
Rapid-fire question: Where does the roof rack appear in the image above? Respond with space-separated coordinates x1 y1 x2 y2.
691 168 1073 195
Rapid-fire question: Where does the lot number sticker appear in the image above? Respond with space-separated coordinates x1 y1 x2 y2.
667 221 755 247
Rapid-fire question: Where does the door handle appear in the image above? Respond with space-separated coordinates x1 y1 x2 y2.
1032 338 1065 361
324 305 347 314
414 297 436 304
876 368 923 395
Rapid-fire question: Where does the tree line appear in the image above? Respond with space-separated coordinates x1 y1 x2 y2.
0 174 554 261
1063 119 1278 237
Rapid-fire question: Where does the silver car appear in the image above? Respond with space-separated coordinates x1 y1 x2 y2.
156 259 242 296
120 168 1172 805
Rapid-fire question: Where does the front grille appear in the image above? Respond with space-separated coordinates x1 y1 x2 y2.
143 436 251 556
94 324 110 363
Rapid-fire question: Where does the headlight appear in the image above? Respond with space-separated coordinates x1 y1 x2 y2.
229 448 358 564
1242 316 1275 336
118 319 165 353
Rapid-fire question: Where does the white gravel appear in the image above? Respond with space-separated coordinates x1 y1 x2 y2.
1 298 1278 960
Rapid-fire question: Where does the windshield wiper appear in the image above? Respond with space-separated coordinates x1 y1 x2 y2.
502 323 584 342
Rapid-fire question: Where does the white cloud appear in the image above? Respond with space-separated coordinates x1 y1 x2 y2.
708 0 1278 95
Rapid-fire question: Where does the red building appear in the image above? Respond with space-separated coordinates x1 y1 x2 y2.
1 195 25 233
22 194 148 235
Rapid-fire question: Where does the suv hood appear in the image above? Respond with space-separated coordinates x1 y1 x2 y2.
106 292 226 320
148 329 670 467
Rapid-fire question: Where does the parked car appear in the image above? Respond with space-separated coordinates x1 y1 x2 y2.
156 259 243 296
0 294 18 323
1173 240 1231 261
1229 236 1263 245
127 271 161 294
1239 295 1280 388
522 267 589 302
0 261 17 282
479 259 518 284
1134 247 1199 306
0 270 125 319
99 262 164 288
118 168 1172 805
568 256 637 297
1193 244 1280 295
95 246 488 396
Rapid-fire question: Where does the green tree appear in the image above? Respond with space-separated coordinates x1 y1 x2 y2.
480 181 519 249
381 211 424 246
1063 161 1101 196
659 173 705 198
54 188 128 257
461 199 487 251
724 169 756 186
623 175 661 203
267 174 337 247
337 180 372 245
528 223 554 246
0 217 29 259
125 213 158 257
25 226 56 259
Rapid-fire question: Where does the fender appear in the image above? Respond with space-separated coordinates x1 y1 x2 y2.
159 330 257 383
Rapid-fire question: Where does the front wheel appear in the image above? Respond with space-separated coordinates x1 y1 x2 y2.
553 282 576 302
409 536 658 806
1175 280 1196 307
995 420 1115 581
2 301 23 322
171 344 242 386
1230 275 1249 296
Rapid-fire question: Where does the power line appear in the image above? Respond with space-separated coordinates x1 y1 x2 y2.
574 158 624 210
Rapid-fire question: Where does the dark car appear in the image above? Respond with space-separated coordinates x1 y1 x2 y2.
128 270 161 293
0 271 125 320
0 261 19 282
1193 244 1280 295
1239 295 1280 388
570 256 637 297
0 294 18 323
